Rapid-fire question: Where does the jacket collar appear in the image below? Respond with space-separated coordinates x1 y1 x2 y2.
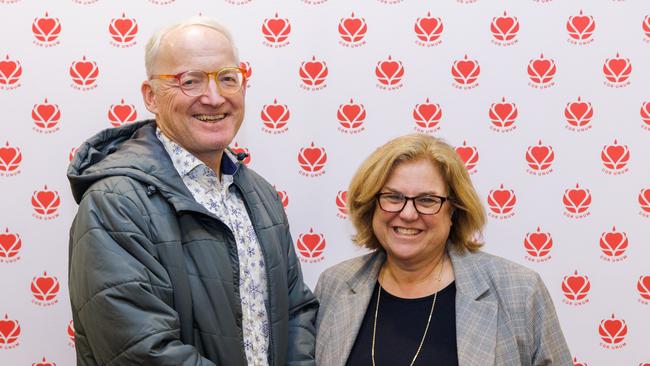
449 247 498 366
448 247 491 300
68 120 245 218
155 128 239 179
330 247 497 366
344 247 491 300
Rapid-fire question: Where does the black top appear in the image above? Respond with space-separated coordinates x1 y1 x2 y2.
346 281 458 366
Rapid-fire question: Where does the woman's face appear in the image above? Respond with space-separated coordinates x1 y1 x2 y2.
372 159 453 265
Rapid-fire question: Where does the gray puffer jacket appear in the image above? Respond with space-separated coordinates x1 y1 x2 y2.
67 120 318 366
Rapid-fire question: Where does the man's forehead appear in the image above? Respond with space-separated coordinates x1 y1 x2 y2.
153 25 236 71
160 25 232 52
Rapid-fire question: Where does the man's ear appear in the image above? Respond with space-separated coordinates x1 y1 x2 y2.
141 80 159 115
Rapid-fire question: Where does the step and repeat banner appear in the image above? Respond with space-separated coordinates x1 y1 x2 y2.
1 0 649 365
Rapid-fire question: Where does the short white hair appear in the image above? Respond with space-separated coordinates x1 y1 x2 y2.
144 16 239 77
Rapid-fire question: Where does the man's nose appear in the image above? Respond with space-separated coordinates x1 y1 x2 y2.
201 77 226 105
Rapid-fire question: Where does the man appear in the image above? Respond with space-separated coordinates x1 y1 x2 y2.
67 17 318 365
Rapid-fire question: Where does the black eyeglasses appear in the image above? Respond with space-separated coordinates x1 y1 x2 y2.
376 192 448 215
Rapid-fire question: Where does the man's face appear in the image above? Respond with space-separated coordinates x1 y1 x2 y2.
142 26 245 166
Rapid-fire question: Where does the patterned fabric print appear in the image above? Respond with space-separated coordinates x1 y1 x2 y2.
156 129 270 366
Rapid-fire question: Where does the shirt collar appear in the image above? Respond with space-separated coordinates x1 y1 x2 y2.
155 127 239 178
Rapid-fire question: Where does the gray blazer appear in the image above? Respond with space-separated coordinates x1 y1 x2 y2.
314 249 573 366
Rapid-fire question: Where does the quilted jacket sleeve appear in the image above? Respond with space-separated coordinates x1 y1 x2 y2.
283 221 318 366
69 188 216 366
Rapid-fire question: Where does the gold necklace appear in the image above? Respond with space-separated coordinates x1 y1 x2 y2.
371 255 446 366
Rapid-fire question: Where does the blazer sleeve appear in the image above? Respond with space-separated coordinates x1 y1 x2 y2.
284 221 319 366
528 273 573 366
69 189 216 366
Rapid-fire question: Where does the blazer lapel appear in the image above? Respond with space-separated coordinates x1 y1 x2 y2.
450 249 498 366
326 251 384 366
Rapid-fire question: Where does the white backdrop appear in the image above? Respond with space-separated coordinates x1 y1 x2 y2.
0 0 649 365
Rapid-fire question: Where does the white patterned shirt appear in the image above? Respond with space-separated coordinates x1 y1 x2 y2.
156 129 269 366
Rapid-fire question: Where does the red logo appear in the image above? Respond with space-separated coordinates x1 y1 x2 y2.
32 98 61 133
0 228 21 263
336 190 348 219
523 227 553 262
487 184 516 219
0 314 20 348
69 147 79 162
67 320 75 347
31 271 60 306
573 357 588 366
32 357 56 366
641 101 650 130
299 56 328 91
109 13 138 48
108 99 137 127
32 12 61 47
296 228 326 262
230 143 251 166
0 54 23 89
563 184 591 218
637 275 650 304
491 11 519 46
599 226 628 262
339 12 367 47
298 143 327 177
414 12 443 47
565 96 593 132
643 15 650 41
640 188 650 217
451 55 480 89
567 10 595 45
69 56 99 90
275 188 288 209
527 53 556 88
337 99 366 134
0 142 22 177
31 185 60 220
240 61 252 88
262 13 291 47
601 139 630 175
376 55 405 90
603 53 632 87
261 99 290 134
455 141 479 175
598 314 627 349
489 97 517 132
562 270 590 305
413 98 442 133
525 140 554 176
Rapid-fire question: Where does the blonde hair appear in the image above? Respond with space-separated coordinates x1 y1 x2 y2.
144 16 239 77
347 134 486 252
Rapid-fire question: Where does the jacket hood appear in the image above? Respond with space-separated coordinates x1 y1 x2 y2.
67 120 189 204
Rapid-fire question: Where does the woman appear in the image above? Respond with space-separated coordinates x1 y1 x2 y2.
314 134 572 366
